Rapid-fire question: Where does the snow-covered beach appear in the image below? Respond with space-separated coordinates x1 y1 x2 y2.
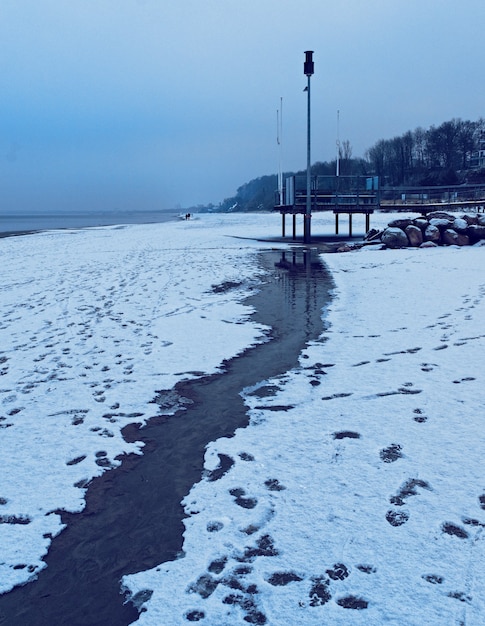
1 212 484 625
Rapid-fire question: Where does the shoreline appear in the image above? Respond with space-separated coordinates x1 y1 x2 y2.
0 210 180 239
0 229 42 239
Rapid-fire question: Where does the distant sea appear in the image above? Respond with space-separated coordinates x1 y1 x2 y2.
0 210 180 237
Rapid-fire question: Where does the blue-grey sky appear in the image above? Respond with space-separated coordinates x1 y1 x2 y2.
1 0 484 213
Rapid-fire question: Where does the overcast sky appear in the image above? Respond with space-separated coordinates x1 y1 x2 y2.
1 0 484 213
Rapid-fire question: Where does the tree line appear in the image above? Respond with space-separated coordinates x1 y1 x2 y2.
366 117 485 186
193 117 485 213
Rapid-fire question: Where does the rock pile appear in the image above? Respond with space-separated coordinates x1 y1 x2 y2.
365 211 485 249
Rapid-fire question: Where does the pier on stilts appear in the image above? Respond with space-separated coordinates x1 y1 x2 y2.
274 174 379 240
274 178 485 242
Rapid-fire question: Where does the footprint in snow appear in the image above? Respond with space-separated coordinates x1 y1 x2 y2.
385 509 410 526
266 571 303 586
421 362 438 372
336 595 368 610
333 431 361 440
422 574 444 584
204 453 234 482
390 478 431 506
413 408 428 423
264 478 286 492
322 392 353 401
239 452 255 462
379 443 403 463
229 488 257 509
441 522 469 539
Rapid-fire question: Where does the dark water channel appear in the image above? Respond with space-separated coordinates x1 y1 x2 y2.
0 248 333 626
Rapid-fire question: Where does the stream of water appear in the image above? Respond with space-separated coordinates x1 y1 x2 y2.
0 248 333 626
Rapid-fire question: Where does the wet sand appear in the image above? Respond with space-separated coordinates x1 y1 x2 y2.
0 248 333 626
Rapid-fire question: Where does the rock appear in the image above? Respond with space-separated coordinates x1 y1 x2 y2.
442 229 469 246
424 224 441 243
414 218 429 230
388 218 413 230
381 227 409 248
362 211 485 251
362 242 386 250
453 218 469 233
336 244 353 253
364 228 382 241
405 224 423 247
461 214 477 225
427 211 455 221
466 224 485 243
429 217 453 230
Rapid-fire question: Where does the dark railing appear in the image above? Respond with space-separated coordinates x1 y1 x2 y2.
380 183 485 205
275 175 379 213
275 178 485 213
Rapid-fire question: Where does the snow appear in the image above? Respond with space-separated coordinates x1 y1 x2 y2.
0 215 273 593
1 212 484 625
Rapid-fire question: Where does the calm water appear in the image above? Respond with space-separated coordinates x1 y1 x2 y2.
0 210 180 235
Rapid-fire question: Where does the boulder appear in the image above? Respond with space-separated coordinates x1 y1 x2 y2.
414 218 429 230
381 227 409 248
461 214 477 225
362 211 485 251
453 218 469 233
388 218 414 230
364 228 382 241
405 224 423 247
442 229 469 246
427 211 455 220
424 224 441 243
430 217 453 231
466 224 485 243
457 232 470 246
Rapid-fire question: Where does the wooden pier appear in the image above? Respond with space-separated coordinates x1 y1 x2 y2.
274 178 485 241
274 175 379 239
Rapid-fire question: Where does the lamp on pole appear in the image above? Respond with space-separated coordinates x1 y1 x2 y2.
304 51 314 244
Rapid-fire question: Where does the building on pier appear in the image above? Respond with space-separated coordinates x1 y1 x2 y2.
274 174 380 239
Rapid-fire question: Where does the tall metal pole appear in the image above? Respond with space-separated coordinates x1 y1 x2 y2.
304 51 314 244
336 109 340 177
277 97 283 205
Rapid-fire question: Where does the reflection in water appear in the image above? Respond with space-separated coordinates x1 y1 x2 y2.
274 249 329 348
0 249 334 626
